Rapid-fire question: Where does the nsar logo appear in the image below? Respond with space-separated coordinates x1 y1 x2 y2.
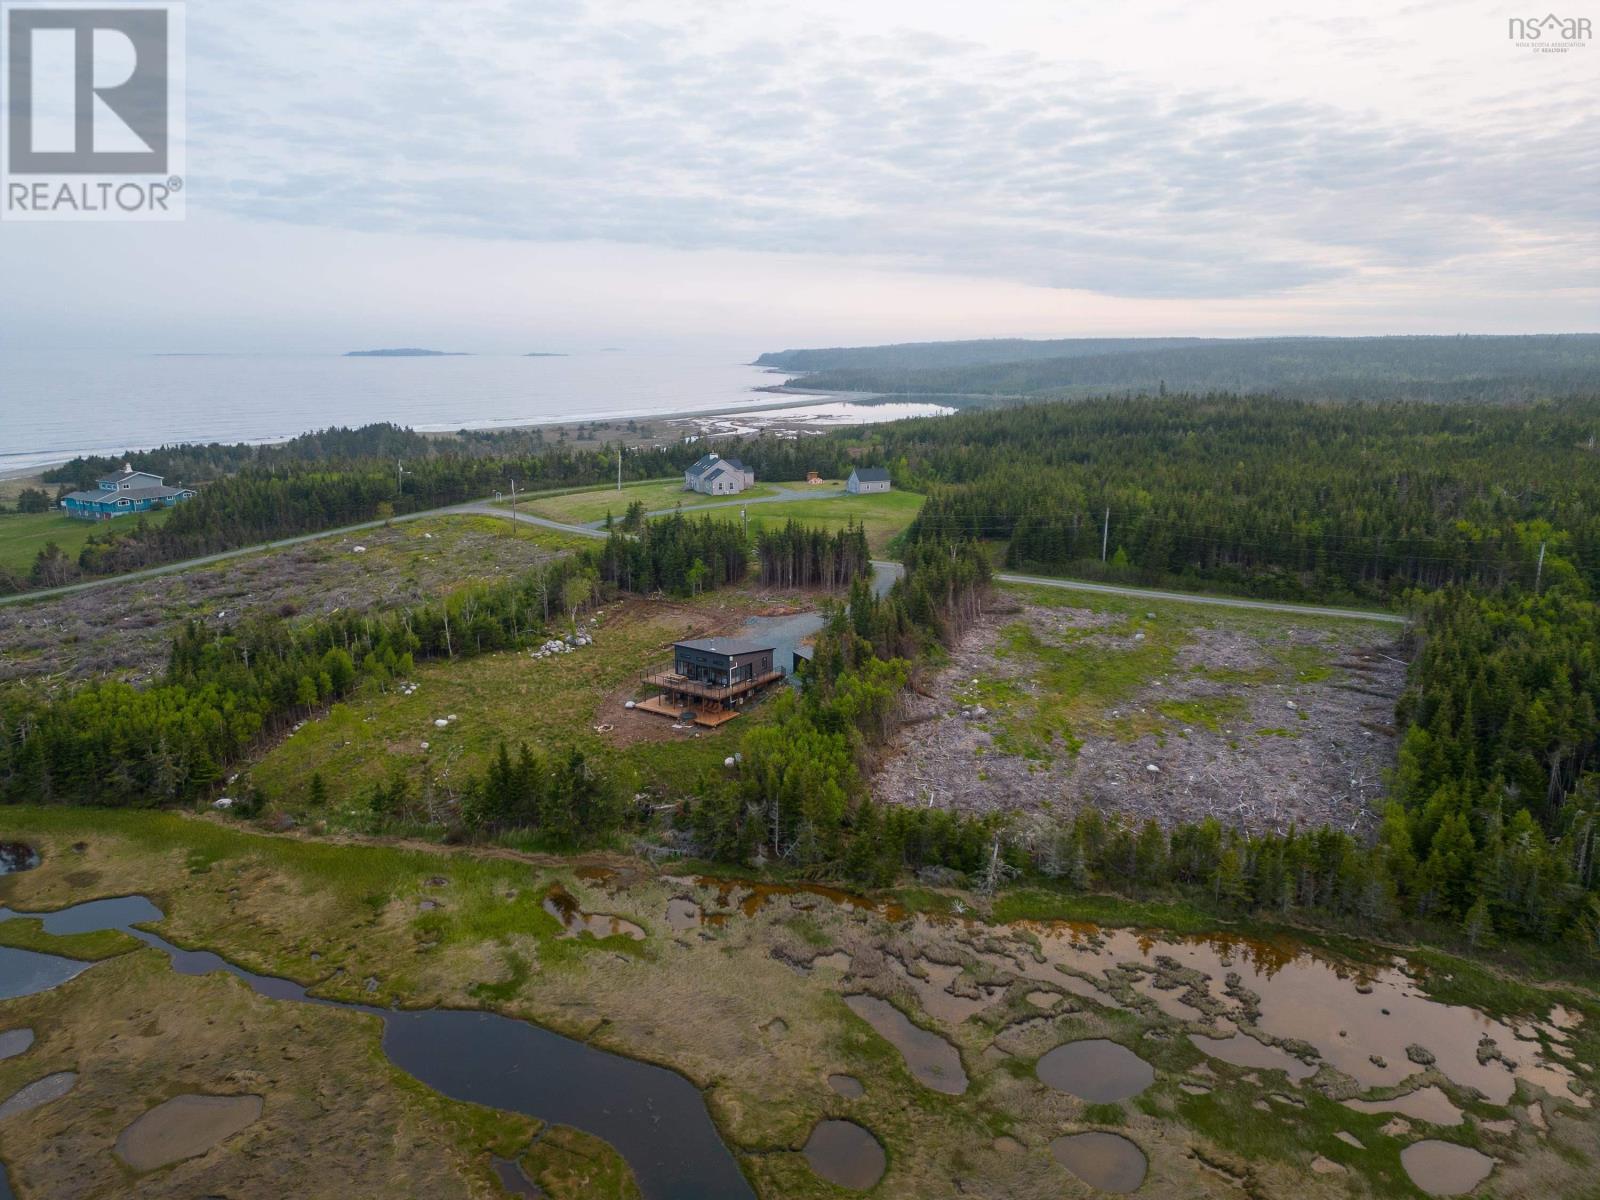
1507 12 1592 52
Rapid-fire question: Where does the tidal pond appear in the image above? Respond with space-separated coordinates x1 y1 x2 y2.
543 884 645 941
1051 1131 1147 1193
665 898 703 931
114 1093 264 1170
1188 1032 1317 1081
827 1073 865 1098
0 896 753 1200
1399 1140 1494 1195
999 923 1584 1108
1036 1039 1155 1102
0 1071 76 1120
1342 1085 1462 1126
843 994 967 1094
803 1119 886 1190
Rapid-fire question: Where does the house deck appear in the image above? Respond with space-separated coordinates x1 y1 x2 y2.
642 669 785 703
634 695 744 727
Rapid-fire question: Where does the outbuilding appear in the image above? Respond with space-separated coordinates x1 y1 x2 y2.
846 467 891 494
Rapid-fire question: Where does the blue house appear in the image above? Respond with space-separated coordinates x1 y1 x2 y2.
60 466 196 520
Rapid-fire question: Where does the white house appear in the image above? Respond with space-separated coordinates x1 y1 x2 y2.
684 453 755 496
846 467 891 494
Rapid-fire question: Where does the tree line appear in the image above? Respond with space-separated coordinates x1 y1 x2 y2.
782 334 1600 402
891 394 1600 603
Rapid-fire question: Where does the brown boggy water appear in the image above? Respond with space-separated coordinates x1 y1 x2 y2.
842 994 967 1094
1036 1039 1155 1102
1051 1131 1148 1192
1399 1140 1494 1195
543 883 645 940
827 1074 865 1098
114 1094 264 1170
803 1119 886 1190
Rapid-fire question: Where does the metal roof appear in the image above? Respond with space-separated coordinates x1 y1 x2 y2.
64 485 190 504
96 469 165 487
852 467 891 482
685 453 720 478
675 637 776 657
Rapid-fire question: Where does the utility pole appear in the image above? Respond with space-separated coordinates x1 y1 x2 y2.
1535 541 1547 593
1101 507 1110 563
617 445 623 491
741 506 748 537
396 458 404 496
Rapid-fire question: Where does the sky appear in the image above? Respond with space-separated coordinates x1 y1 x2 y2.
0 0 1595 353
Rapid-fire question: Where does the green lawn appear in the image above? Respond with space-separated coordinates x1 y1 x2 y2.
0 507 172 572
743 487 924 554
517 478 777 525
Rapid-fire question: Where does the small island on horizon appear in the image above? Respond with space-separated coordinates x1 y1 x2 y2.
524 351 568 357
344 348 471 358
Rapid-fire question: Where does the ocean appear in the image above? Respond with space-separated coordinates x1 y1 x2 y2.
0 349 796 472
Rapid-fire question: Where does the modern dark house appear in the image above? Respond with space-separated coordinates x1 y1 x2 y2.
641 637 783 725
59 466 196 520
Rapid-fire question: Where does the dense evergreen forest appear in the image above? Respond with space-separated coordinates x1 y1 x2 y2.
755 336 1210 374
889 395 1600 602
779 334 1600 401
753 522 872 589
596 513 752 596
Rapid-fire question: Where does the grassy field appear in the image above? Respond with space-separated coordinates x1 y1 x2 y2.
744 487 924 554
248 587 787 821
518 478 779 524
0 507 172 572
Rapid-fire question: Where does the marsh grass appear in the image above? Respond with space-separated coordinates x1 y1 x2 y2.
522 1125 643 1200
0 918 139 960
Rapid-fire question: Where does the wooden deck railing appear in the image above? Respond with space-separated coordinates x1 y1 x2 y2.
643 669 786 703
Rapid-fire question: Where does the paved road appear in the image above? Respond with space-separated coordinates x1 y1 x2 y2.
455 502 610 539
3 495 1406 626
993 570 1406 624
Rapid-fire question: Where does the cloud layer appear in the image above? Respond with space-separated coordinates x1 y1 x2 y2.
182 0 1598 302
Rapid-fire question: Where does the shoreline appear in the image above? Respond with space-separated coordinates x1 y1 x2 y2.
0 388 893 481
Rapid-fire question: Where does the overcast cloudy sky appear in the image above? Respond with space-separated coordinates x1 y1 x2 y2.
1 0 1595 351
